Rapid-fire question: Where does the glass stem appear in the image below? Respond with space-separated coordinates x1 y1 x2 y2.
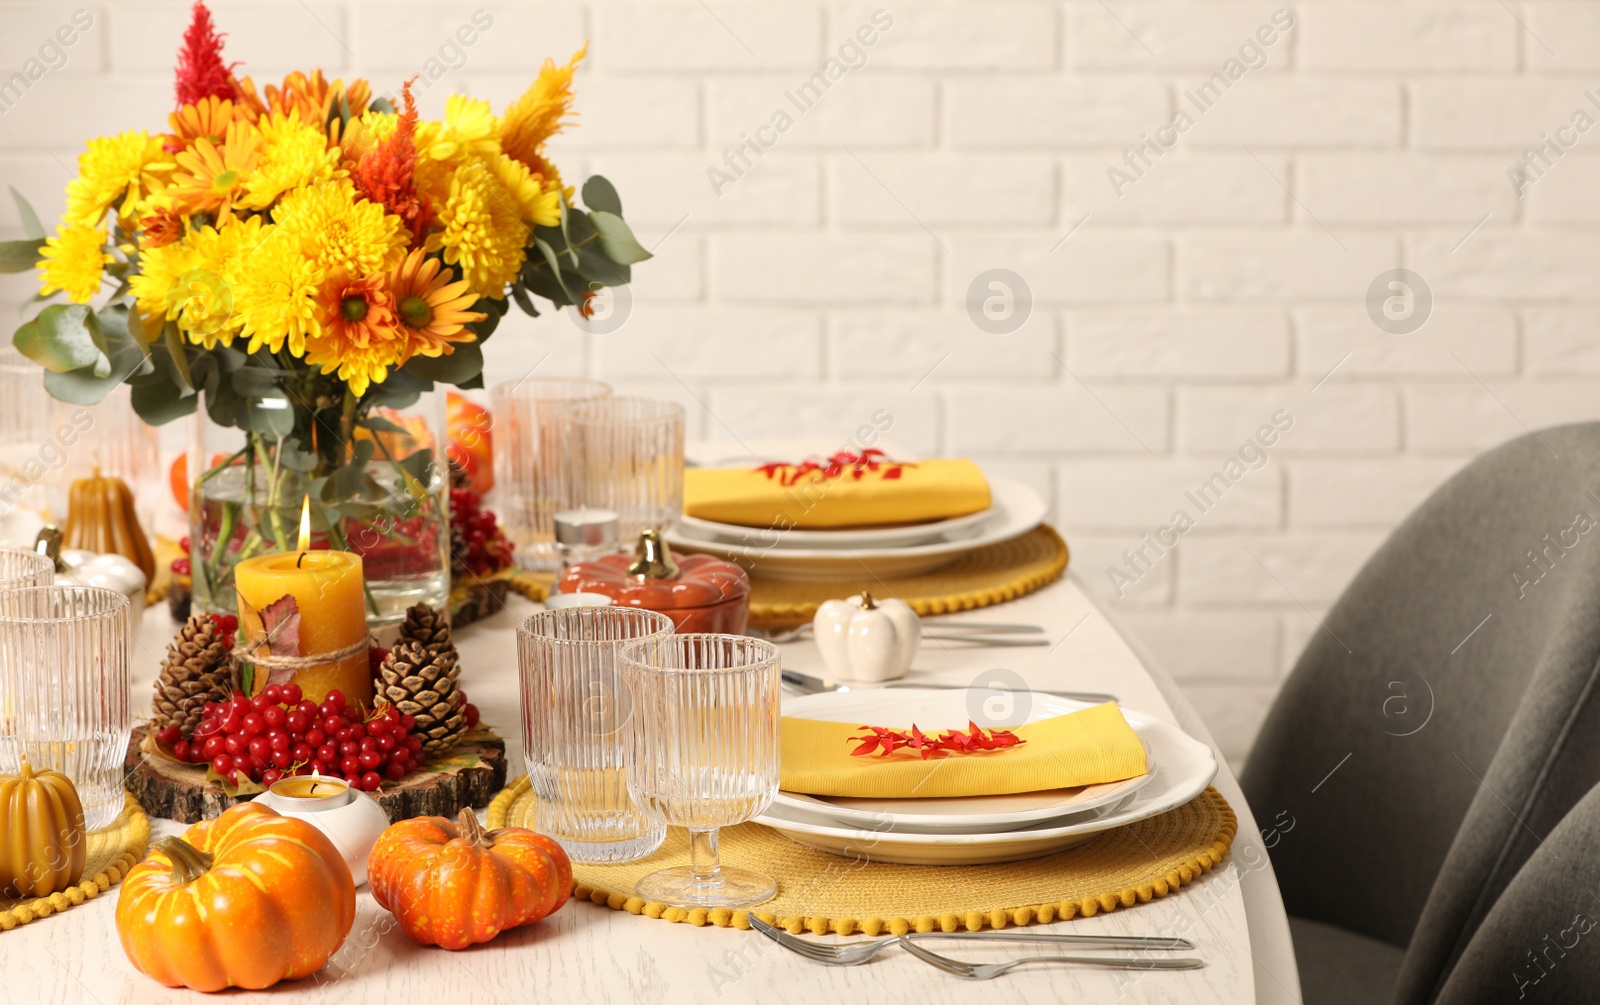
688 828 721 885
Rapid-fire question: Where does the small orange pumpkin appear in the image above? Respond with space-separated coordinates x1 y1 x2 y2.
115 802 355 992
368 808 571 950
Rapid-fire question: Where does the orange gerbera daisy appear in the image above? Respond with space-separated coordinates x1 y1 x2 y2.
167 95 240 151
389 249 485 361
307 271 403 395
169 119 261 221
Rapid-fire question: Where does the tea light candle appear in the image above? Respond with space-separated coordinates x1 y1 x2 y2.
267 772 352 809
234 496 372 706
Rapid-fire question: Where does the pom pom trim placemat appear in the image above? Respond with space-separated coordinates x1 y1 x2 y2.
0 791 150 932
488 776 1235 935
741 524 1070 629
510 525 1071 630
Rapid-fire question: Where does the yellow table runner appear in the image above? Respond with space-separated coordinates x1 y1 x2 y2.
779 702 1148 798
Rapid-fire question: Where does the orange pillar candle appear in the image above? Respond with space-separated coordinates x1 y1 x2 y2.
233 499 372 707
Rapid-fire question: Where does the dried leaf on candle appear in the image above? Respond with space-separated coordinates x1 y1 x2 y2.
258 594 303 658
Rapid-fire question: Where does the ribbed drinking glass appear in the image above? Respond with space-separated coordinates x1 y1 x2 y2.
565 397 685 544
0 549 54 591
518 606 674 863
492 378 612 572
621 634 781 909
0 586 130 829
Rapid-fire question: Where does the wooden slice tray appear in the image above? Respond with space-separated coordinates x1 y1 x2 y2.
124 723 508 824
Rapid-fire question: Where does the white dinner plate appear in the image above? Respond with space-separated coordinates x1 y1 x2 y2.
665 478 1046 582
675 505 993 549
758 689 1217 865
772 744 1152 833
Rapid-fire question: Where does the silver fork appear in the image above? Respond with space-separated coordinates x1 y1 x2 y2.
748 916 1195 967
900 938 1204 978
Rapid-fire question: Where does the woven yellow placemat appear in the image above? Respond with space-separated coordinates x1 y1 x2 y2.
507 526 1069 629
743 524 1070 629
488 776 1234 935
0 791 150 932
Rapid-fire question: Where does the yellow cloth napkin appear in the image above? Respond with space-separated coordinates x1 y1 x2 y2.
684 458 991 529
779 702 1148 799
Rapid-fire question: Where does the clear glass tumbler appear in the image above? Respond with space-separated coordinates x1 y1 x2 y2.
518 606 674 863
621 634 781 909
0 586 130 829
565 396 686 545
0 549 54 591
492 378 612 572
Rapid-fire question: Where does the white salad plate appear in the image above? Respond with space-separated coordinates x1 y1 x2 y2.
675 504 993 549
758 689 1217 865
666 478 1046 582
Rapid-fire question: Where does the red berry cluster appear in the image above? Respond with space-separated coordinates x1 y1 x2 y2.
210 611 237 649
172 536 194 578
450 486 513 577
155 686 424 791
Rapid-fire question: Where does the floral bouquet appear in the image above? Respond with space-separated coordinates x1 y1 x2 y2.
0 2 648 621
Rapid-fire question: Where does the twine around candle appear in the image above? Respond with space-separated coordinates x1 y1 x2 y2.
235 635 372 672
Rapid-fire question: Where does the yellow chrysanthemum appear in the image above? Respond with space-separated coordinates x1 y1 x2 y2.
63 131 173 227
490 153 562 228
338 109 398 165
499 43 585 183
274 179 409 279
231 224 326 356
129 238 195 327
417 94 500 165
38 223 113 303
241 111 342 210
425 157 528 298
126 216 261 349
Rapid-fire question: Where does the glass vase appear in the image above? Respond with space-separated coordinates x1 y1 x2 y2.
187 370 449 630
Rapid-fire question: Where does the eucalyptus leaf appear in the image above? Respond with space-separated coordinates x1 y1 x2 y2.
41 307 150 405
275 440 321 472
9 187 45 240
243 395 296 437
370 96 395 115
589 211 653 265
13 304 105 373
510 283 539 316
403 342 483 385
0 238 45 274
131 380 198 424
531 237 575 300
163 322 193 390
459 372 485 391
520 263 576 307
582 176 623 216
557 199 578 269
574 245 630 287
464 309 501 341
358 414 407 434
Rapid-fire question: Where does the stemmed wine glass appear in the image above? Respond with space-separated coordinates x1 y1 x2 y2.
620 634 781 909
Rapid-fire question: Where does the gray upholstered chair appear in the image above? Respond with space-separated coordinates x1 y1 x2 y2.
1241 422 1600 1005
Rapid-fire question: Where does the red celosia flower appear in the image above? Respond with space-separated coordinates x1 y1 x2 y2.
173 2 236 109
353 79 432 245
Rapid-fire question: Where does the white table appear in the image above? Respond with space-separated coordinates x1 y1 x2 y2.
6 573 1299 1004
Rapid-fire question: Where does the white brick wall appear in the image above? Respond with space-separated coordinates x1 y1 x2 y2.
2 0 1596 769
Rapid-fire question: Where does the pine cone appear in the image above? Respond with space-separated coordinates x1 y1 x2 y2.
399 603 455 662
374 639 466 757
152 614 233 737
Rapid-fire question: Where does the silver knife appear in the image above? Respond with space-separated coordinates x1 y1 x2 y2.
781 669 1117 704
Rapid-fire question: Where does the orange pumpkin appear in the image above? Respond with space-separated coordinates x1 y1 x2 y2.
115 802 355 992
368 808 571 950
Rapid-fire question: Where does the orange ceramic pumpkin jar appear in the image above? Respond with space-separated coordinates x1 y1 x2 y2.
556 529 750 634
116 802 355 992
